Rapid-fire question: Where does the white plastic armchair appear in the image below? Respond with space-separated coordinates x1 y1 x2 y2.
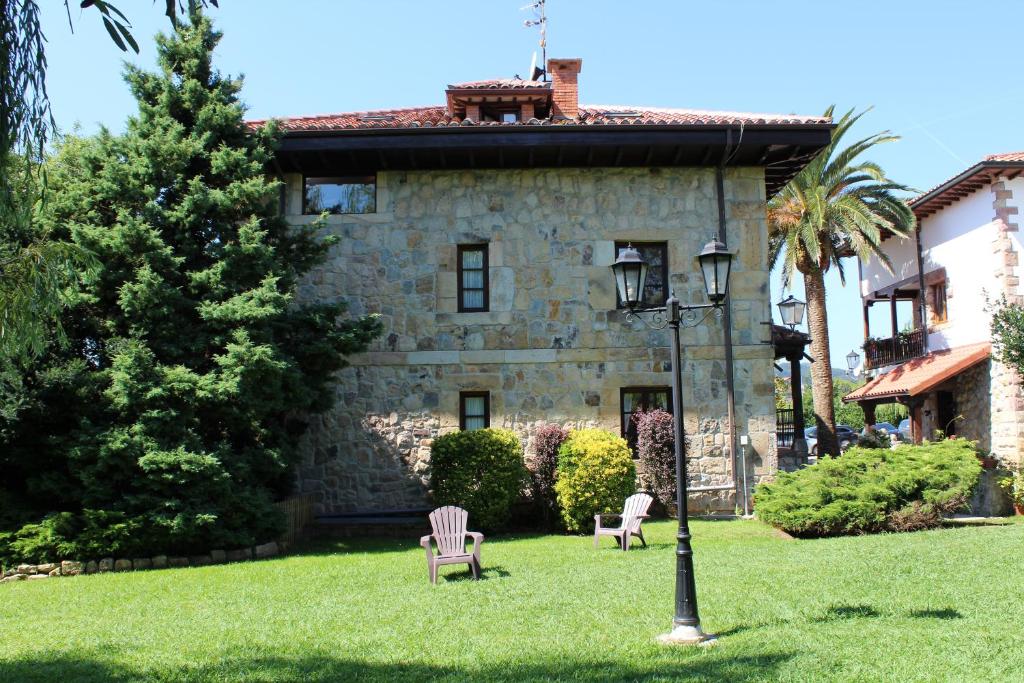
593 493 653 551
420 506 483 584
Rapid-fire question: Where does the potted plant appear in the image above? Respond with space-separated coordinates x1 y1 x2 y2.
997 464 1024 515
977 450 998 470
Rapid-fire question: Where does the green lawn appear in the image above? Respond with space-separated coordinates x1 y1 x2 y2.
2 518 1023 682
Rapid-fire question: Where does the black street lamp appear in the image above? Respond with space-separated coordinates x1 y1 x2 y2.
611 240 733 645
777 295 806 330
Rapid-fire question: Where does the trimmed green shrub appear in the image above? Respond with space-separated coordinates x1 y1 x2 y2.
555 429 636 533
754 439 982 537
529 424 568 529
430 429 528 530
635 409 676 511
856 430 890 450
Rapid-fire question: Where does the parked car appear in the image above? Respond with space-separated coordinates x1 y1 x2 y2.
804 425 860 456
872 422 898 436
898 418 912 443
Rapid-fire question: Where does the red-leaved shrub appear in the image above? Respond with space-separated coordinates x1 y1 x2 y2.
530 424 568 528
636 409 676 511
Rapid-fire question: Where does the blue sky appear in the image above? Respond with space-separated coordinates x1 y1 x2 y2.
41 1 1024 367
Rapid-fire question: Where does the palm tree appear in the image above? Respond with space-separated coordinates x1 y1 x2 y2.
768 106 915 457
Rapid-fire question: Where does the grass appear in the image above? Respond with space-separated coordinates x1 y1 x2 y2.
2 518 1024 682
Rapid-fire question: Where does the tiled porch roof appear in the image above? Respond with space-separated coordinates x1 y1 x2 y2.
843 343 991 403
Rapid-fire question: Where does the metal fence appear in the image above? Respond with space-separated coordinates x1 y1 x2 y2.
276 493 317 544
777 408 795 448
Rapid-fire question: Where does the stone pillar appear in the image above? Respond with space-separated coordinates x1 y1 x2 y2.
862 402 877 431
989 178 1024 464
904 397 925 444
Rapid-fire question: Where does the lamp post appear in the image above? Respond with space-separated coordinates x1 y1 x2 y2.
776 294 808 456
611 240 733 645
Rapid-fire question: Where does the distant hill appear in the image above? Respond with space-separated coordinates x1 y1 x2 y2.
774 361 851 386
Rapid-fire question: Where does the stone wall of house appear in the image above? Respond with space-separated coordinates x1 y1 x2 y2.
287 167 777 514
955 359 991 452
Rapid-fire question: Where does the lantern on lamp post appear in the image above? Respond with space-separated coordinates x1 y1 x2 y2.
846 349 861 377
776 295 806 330
611 239 733 645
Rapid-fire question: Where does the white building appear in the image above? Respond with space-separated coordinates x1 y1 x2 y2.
845 152 1024 464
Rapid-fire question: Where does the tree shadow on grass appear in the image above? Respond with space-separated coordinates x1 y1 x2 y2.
291 537 418 557
908 608 962 620
813 604 880 622
0 650 797 683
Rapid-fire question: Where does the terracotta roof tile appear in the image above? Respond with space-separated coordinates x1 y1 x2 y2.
448 78 549 90
843 343 990 402
249 104 830 133
909 152 1024 217
985 151 1024 162
579 105 829 127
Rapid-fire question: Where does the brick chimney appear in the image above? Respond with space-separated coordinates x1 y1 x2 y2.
548 58 582 120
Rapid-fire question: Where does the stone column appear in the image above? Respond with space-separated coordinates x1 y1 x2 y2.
990 178 1024 464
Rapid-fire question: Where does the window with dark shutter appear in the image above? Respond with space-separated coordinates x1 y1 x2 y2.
620 386 673 454
460 391 490 431
458 244 489 312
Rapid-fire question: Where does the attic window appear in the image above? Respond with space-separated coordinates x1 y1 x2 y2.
482 110 519 123
303 175 376 215
603 111 640 118
359 115 395 122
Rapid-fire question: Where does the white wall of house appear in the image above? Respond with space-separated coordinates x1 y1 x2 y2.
859 186 998 351
859 229 918 298
919 187 999 351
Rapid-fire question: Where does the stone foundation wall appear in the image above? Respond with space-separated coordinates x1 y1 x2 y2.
1 542 285 584
290 167 778 514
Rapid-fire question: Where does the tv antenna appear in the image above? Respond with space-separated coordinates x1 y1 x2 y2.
522 0 547 81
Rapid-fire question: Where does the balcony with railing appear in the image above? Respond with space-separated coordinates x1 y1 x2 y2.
863 328 927 370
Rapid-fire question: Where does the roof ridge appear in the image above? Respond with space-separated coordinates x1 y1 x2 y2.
985 151 1024 161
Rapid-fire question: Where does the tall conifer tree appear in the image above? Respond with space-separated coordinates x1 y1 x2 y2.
0 11 380 560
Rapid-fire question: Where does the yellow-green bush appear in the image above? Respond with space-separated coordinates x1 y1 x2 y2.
555 429 636 532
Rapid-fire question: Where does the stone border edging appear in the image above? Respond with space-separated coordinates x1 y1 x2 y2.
1 540 288 584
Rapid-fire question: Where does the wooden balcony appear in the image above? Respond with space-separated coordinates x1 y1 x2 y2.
863 328 927 370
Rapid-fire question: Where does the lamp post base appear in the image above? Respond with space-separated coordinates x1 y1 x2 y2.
657 624 718 646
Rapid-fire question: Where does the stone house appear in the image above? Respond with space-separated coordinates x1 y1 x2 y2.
252 58 832 515
844 152 1024 465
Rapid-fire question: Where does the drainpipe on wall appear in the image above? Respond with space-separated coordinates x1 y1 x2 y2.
714 165 740 510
